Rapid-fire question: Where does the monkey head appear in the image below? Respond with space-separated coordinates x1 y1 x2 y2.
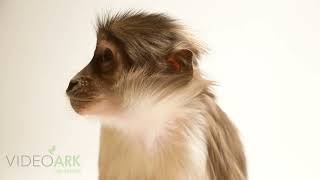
66 12 202 116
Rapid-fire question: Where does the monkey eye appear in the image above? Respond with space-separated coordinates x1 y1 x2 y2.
99 48 115 73
102 48 114 62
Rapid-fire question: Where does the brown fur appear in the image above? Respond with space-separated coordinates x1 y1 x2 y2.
66 11 246 180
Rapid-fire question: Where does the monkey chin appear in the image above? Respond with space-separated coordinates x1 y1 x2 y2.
69 98 120 117
69 98 94 115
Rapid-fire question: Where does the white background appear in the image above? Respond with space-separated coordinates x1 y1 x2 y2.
1 0 320 179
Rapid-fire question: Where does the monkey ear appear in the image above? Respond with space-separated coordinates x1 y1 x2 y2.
166 49 193 74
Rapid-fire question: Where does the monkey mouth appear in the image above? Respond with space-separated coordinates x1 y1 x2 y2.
68 94 107 115
68 96 95 114
69 96 94 102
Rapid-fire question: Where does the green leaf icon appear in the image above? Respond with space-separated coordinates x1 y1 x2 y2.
48 145 56 155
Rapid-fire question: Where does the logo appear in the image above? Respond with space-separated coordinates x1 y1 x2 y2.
5 145 81 173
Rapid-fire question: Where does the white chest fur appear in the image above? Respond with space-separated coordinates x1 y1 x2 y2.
98 97 210 180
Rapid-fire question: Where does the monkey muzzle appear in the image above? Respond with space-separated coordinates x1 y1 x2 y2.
66 76 97 113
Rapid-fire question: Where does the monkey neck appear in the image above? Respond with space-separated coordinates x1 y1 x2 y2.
100 73 212 151
98 76 212 179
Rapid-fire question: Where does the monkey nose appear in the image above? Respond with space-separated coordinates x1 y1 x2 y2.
66 80 79 93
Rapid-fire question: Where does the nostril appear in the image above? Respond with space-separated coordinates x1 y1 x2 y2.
66 80 79 93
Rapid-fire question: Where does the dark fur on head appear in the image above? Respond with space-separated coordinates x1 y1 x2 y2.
96 11 202 71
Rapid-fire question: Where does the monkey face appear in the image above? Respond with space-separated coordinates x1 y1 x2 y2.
66 40 124 115
66 37 196 116
65 12 201 116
